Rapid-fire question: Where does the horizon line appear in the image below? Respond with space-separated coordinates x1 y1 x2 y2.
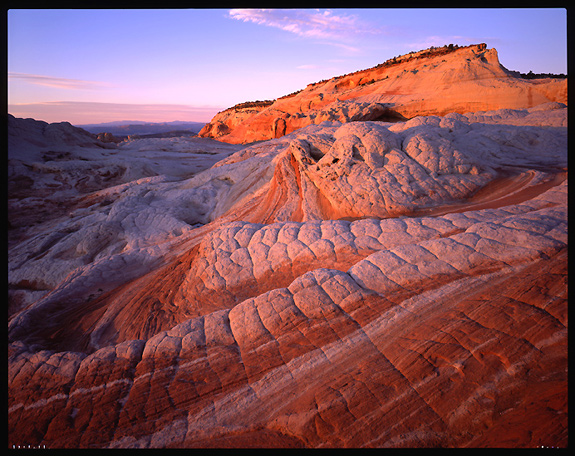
7 100 224 125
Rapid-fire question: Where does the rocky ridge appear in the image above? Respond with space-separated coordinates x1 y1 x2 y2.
199 44 567 144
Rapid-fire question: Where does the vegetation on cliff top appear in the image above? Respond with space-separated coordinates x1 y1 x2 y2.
217 43 565 116
219 44 482 113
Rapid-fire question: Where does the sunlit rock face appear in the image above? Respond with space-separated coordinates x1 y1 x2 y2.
8 102 567 448
198 44 567 144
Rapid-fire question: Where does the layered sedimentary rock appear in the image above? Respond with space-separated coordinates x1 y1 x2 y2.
7 115 243 315
199 44 567 144
8 102 567 448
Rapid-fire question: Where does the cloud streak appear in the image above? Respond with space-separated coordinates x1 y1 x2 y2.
296 64 320 70
228 9 383 44
9 73 115 90
8 101 223 124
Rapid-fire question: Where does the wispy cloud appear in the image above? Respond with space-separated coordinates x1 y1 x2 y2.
296 64 320 70
228 9 383 44
8 101 223 124
9 73 115 90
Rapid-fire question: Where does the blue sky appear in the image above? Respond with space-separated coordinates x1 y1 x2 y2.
7 8 567 125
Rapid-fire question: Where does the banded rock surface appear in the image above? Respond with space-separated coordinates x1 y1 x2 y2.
8 104 568 448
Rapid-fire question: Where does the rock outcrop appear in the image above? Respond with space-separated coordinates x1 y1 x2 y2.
8 116 243 315
8 102 567 448
199 44 567 144
7 115 111 152
96 132 123 143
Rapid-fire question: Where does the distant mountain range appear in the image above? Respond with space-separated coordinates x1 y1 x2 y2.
76 120 206 138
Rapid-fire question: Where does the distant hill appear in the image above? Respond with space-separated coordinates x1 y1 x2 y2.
199 43 567 144
77 121 206 138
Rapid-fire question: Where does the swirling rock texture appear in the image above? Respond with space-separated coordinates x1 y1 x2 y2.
8 85 567 447
198 44 567 144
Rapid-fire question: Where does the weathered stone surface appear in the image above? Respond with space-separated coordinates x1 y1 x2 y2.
199 44 567 144
8 208 568 447
8 101 567 448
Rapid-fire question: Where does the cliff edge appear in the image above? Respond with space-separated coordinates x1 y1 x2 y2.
199 44 567 144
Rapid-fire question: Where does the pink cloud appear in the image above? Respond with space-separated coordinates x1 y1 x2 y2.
8 73 115 90
8 101 223 125
228 9 383 43
296 64 320 70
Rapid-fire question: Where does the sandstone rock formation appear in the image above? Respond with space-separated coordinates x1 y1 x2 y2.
96 131 123 143
8 115 243 315
199 44 567 144
8 100 567 448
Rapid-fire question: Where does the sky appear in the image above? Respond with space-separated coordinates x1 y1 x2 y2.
7 7 568 125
